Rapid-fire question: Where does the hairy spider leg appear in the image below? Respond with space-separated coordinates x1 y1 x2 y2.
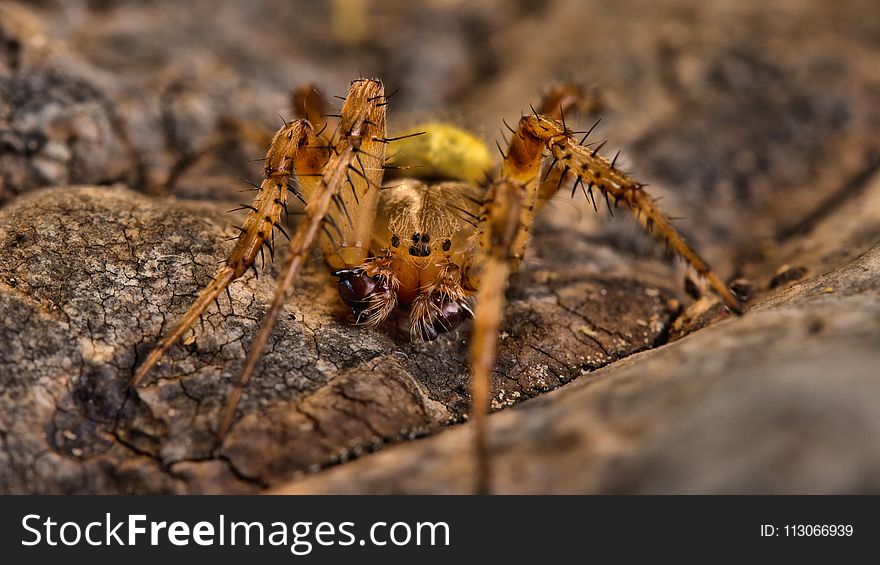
131 120 326 387
467 179 531 494
218 78 387 438
521 114 742 313
467 111 743 493
292 83 332 140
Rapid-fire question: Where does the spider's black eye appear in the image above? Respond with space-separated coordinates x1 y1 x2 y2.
442 239 452 252
408 244 431 257
408 232 431 257
391 234 400 247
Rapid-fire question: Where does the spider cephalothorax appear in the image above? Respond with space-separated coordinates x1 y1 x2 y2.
132 78 741 493
333 178 481 341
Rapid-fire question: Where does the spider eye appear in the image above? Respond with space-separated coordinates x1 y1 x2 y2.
391 234 400 247
333 269 382 315
408 232 432 257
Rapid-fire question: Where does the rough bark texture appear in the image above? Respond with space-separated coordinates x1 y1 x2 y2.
1 0 878 493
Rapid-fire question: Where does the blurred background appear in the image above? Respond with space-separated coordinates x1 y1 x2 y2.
4 0 879 275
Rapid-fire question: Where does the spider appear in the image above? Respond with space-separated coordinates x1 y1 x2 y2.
132 78 741 494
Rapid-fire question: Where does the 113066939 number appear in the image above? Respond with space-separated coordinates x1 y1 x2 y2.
787 525 853 537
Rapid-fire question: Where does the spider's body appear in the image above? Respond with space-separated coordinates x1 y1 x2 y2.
132 78 741 493
343 179 479 337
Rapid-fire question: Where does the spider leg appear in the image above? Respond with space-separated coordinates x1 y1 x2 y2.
293 82 390 271
467 165 543 493
537 82 586 121
534 83 595 204
468 188 527 492
467 108 742 494
218 78 387 439
517 113 742 313
131 120 326 387
292 83 336 147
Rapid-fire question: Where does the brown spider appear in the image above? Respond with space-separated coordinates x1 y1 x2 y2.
132 78 741 493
